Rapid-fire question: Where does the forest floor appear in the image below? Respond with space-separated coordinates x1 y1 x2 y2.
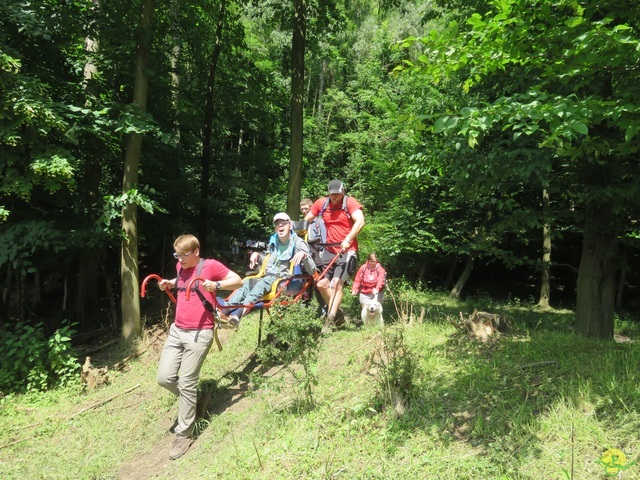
3 292 640 479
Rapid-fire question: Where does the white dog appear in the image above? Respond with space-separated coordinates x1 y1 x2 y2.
361 300 384 328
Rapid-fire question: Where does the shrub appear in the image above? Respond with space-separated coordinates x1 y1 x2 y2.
256 301 322 410
370 326 419 415
0 321 79 393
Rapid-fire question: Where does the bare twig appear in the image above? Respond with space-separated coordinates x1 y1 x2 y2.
344 333 382 356
112 351 147 371
76 338 119 356
252 437 263 468
66 383 141 421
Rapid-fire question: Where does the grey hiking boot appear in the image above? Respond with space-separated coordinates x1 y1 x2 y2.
169 435 194 460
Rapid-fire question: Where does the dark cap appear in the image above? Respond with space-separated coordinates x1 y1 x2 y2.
328 179 344 194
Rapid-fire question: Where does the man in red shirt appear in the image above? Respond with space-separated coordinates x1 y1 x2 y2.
305 180 365 329
157 234 243 460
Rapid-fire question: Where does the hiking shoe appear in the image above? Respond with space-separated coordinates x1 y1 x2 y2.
228 315 240 328
322 313 336 334
334 310 346 327
196 390 211 419
169 435 194 460
219 314 240 329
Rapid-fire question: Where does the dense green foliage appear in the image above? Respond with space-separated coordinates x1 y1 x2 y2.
2 0 640 343
0 321 78 392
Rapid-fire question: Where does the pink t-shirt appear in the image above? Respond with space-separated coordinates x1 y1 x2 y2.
353 263 386 294
174 259 230 330
311 195 362 253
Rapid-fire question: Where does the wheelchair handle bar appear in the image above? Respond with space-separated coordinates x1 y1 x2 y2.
185 276 221 307
141 274 177 304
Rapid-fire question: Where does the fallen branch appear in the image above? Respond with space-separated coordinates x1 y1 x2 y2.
67 383 141 421
76 338 119 357
112 351 147 371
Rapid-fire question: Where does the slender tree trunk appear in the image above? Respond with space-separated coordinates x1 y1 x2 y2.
199 0 226 248
450 253 476 299
77 0 102 331
0 291 6 327
287 0 306 217
120 0 155 343
615 243 628 309
83 0 100 98
316 58 326 118
417 258 427 282
443 255 458 289
575 166 617 340
537 188 551 308
170 0 181 141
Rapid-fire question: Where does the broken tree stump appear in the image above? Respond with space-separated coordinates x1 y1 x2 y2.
80 356 110 391
453 309 511 342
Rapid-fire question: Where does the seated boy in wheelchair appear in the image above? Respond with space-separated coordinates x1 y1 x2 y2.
222 212 315 328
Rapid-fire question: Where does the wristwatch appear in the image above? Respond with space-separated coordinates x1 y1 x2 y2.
215 281 221 290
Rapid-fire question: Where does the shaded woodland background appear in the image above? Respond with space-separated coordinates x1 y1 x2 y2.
3 0 640 340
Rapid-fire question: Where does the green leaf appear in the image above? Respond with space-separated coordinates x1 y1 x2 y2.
433 116 449 134
571 122 588 135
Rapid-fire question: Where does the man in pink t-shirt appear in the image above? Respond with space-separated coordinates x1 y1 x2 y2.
157 234 242 460
305 180 365 329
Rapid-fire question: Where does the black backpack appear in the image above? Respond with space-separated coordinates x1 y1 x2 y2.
175 258 215 313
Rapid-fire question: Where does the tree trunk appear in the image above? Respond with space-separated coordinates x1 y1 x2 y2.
75 251 99 330
76 0 102 332
443 255 458 289
537 188 551 308
417 258 427 282
82 0 101 98
170 0 181 141
120 0 155 343
287 0 306 217
450 253 476 299
615 243 628 309
315 58 326 117
199 0 226 249
575 187 617 340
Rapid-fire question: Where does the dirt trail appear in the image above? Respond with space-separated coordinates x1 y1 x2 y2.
116 329 262 480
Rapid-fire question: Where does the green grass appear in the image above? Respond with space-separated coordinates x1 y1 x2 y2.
1 289 640 479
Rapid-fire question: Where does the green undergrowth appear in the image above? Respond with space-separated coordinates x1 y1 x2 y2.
1 290 640 479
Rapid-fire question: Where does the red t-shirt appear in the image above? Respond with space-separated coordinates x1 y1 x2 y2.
174 259 230 330
311 195 362 253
